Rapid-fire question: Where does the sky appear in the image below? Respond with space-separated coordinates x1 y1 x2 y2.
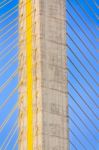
0 0 98 150
67 0 99 149
0 0 19 150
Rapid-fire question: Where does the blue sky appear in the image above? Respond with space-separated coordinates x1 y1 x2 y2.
0 0 98 150
67 0 99 149
0 0 19 150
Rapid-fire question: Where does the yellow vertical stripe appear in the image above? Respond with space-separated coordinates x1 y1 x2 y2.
26 0 33 150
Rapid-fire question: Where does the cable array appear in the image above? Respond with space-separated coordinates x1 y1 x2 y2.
0 0 12 9
0 4 18 18
12 134 19 150
67 0 98 149
67 66 98 110
0 1 35 149
0 0 8 5
75 0 98 29
67 45 97 85
67 55 98 96
0 54 18 77
0 1 19 150
0 0 98 150
66 9 96 49
66 21 97 62
93 0 99 8
84 0 98 19
3 126 18 150
68 104 98 141
0 120 18 150
67 0 97 39
70 129 87 150
67 32 97 73
69 116 96 150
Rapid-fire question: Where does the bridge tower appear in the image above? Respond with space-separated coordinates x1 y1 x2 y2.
18 0 68 149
